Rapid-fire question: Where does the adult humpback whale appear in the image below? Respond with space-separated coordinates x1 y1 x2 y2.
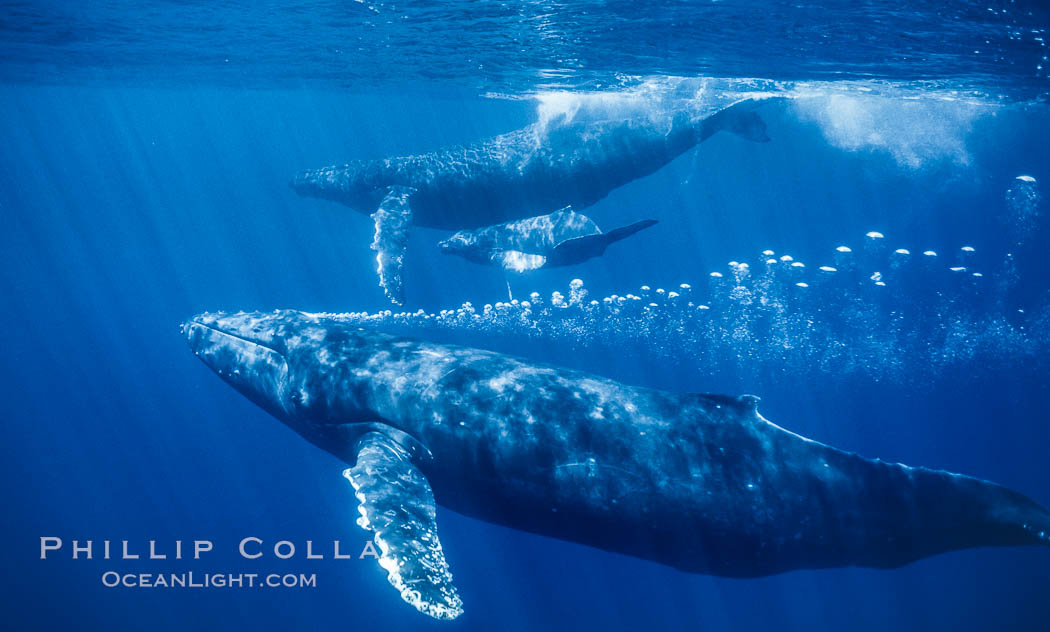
291 98 773 303
184 310 1049 620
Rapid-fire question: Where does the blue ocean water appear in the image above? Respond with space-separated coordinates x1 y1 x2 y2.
2 2 1050 631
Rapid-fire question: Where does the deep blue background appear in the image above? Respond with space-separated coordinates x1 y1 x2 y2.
2 85 1048 631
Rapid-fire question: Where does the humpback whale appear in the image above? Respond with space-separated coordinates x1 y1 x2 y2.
184 310 1049 620
291 98 772 303
438 207 658 272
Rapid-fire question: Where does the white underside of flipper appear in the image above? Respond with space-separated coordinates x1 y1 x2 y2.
343 432 463 620
370 186 416 305
494 249 548 272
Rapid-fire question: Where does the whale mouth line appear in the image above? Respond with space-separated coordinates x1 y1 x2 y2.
185 319 286 359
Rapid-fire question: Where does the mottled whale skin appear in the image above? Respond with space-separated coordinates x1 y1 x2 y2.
291 101 769 230
185 310 1049 618
438 208 658 272
290 99 772 303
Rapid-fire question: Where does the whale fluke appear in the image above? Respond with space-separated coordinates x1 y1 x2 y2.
830 464 1050 571
546 218 659 267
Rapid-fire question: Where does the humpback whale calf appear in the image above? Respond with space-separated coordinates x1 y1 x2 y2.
438 207 657 272
291 98 773 303
184 310 1049 620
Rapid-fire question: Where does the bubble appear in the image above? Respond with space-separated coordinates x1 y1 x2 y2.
834 246 855 270
866 231 885 240
569 278 588 305
1004 175 1042 245
334 231 1048 386
791 94 979 168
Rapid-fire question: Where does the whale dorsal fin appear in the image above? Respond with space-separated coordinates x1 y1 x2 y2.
343 431 463 620
547 207 601 244
697 393 762 416
370 186 416 305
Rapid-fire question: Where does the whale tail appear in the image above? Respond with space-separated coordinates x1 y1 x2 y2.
547 219 658 267
959 476 1050 550
698 99 772 143
602 219 659 243
849 462 1050 569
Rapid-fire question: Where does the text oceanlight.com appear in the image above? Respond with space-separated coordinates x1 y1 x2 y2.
101 571 317 589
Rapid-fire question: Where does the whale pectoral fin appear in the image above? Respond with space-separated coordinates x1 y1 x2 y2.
371 186 416 305
343 432 463 621
494 249 547 273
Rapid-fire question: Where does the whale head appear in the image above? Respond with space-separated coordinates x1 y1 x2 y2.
184 310 396 429
289 162 390 211
184 311 438 462
438 231 472 254
438 230 493 265
183 311 299 420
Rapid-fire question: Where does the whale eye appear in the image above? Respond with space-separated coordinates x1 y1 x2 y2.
289 388 309 409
